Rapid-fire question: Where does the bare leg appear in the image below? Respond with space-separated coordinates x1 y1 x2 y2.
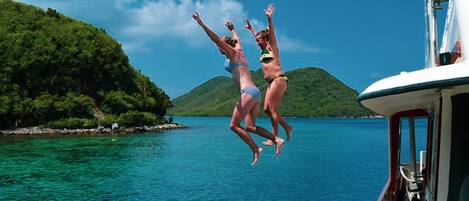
246 102 276 141
230 93 262 165
245 101 284 157
271 109 292 141
262 86 276 146
265 79 293 141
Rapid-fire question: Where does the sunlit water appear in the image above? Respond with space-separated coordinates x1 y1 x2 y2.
0 117 426 200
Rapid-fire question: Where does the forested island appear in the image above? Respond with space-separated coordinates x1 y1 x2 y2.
0 0 172 130
169 67 374 117
0 0 375 133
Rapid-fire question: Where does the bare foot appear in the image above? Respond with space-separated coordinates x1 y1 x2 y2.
285 125 293 141
262 140 274 146
251 147 263 166
275 137 284 158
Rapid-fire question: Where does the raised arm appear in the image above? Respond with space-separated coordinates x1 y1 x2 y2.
244 19 257 38
192 12 235 55
265 4 279 58
225 20 242 49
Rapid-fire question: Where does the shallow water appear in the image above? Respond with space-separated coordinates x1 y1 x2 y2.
0 117 426 200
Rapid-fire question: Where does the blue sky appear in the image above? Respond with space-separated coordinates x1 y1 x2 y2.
19 0 448 98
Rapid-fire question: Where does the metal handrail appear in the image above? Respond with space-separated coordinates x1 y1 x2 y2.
400 165 417 182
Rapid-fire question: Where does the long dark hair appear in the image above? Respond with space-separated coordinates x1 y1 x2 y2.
255 29 269 41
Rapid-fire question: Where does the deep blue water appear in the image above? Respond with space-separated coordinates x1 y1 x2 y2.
0 117 427 200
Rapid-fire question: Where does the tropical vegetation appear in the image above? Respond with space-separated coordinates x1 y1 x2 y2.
0 0 171 129
169 67 374 117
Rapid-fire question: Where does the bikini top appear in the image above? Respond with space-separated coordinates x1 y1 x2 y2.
260 49 274 63
224 60 245 73
224 51 248 73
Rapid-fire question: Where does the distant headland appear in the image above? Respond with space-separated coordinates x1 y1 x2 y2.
169 67 375 117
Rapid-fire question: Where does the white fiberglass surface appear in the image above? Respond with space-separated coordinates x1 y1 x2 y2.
361 63 469 95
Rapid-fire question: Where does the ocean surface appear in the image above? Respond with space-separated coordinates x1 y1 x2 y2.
0 117 428 201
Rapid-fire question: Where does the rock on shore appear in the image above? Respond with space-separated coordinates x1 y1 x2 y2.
0 123 187 136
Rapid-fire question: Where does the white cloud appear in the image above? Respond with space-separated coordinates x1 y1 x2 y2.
19 0 325 54
122 0 325 53
121 0 248 47
119 40 151 53
278 35 323 53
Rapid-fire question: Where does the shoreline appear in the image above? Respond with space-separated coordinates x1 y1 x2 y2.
0 123 187 136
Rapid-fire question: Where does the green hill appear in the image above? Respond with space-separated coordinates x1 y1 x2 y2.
0 0 171 129
169 67 373 117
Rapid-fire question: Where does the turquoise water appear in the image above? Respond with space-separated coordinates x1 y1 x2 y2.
0 117 420 200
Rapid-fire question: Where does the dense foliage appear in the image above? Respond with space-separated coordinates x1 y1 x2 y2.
117 111 160 127
169 67 374 117
46 117 97 129
45 111 161 129
0 0 171 129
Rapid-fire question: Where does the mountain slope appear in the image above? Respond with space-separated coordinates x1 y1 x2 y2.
169 67 373 117
0 0 171 128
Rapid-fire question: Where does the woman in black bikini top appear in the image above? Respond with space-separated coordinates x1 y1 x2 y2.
245 4 293 145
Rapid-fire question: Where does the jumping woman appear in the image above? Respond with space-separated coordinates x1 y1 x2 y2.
192 12 284 165
245 4 293 146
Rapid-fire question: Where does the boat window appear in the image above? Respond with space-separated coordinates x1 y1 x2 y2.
399 117 428 171
448 93 469 201
398 116 429 201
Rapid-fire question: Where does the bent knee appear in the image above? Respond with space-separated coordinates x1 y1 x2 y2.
246 126 256 132
229 123 239 131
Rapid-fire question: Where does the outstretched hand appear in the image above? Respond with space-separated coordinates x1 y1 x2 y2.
225 20 234 31
192 12 203 25
265 4 274 17
244 19 253 30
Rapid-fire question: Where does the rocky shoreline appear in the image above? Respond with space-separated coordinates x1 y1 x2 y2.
0 123 187 136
